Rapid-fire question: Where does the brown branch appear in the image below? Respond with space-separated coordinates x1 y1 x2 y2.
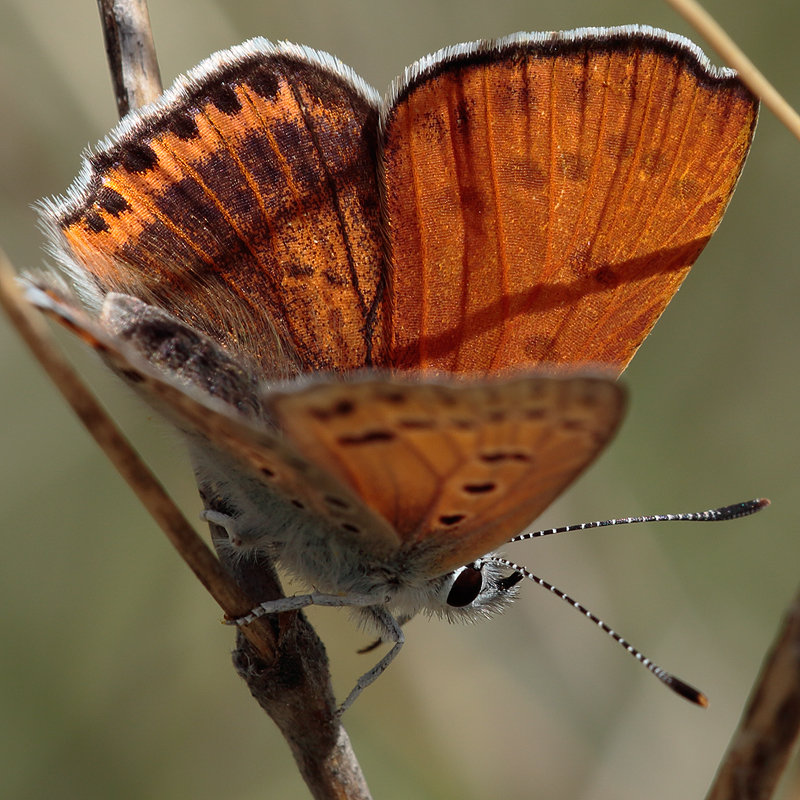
97 0 163 115
656 8 800 793
705 583 800 800
0 241 372 797
8 267 356 796
662 0 800 143
215 530 373 800
0 249 272 638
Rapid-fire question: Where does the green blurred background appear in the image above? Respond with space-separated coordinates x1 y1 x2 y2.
1 0 798 798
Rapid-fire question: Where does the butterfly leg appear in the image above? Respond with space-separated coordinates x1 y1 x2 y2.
358 613 415 654
227 594 401 712
228 591 390 625
199 509 246 546
338 607 405 716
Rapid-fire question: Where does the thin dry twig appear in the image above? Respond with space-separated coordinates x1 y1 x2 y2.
214 529 373 800
0 250 242 615
705 583 800 800
0 253 371 800
662 3 800 795
96 0 163 115
663 0 800 143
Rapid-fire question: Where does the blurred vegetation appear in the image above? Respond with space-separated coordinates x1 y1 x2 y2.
0 0 798 798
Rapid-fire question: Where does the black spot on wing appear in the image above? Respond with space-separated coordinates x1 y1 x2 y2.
168 111 200 140
84 210 109 233
121 142 159 173
208 82 242 114
480 451 532 463
463 483 497 494
96 187 130 216
338 430 396 445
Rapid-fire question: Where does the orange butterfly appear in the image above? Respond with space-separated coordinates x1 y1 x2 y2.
29 26 760 711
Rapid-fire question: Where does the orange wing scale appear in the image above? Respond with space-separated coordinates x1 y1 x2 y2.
268 377 625 571
378 38 757 376
57 52 384 378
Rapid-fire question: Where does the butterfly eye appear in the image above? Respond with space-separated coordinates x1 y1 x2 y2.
446 564 484 607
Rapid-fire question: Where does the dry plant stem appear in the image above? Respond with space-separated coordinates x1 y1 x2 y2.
97 0 162 115
664 0 800 794
663 0 800 143
93 2 372 798
0 245 284 661
0 249 243 613
666 2 800 790
0 261 368 794
214 529 374 800
705 584 800 800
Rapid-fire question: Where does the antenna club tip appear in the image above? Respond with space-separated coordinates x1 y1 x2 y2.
739 498 771 516
667 675 709 707
715 498 771 520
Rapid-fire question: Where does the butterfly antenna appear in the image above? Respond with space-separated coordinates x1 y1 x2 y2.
489 557 709 706
509 498 769 543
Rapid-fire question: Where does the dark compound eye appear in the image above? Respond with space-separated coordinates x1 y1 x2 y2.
446 564 483 607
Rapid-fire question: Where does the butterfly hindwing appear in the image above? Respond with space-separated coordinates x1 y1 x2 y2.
267 375 626 572
25 280 623 570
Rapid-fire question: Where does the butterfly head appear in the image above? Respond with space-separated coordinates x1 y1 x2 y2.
382 556 523 625
440 559 524 619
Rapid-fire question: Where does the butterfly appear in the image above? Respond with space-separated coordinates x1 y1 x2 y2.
27 25 759 712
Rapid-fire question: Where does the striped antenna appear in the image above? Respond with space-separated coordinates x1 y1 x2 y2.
509 499 769 544
495 497 770 704
489 556 708 705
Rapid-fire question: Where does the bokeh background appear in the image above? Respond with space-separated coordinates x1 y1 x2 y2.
1 0 798 798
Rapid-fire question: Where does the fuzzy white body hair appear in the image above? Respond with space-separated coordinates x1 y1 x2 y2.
187 434 518 631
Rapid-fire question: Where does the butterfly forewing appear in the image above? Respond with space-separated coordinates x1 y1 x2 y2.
43 31 756 387
268 376 625 572
378 29 757 376
41 40 385 379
